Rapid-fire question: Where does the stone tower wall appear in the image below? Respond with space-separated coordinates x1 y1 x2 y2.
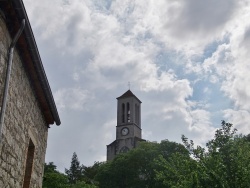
0 16 48 188
107 90 143 161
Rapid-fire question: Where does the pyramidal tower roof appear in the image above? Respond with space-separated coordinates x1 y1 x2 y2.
116 90 142 103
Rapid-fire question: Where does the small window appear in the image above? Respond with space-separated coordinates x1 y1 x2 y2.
23 139 35 188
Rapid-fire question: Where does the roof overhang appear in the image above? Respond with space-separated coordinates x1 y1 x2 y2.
0 0 61 125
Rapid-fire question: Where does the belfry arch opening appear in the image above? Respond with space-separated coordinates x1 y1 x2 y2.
127 102 130 122
135 104 139 125
122 103 125 123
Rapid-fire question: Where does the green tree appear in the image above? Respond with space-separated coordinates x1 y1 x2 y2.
67 181 98 188
43 158 99 188
155 153 199 188
95 140 189 188
44 121 250 188
82 161 103 185
155 121 250 187
65 152 85 184
43 162 69 188
201 121 250 187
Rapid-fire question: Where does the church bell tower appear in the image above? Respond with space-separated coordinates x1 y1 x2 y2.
107 90 144 161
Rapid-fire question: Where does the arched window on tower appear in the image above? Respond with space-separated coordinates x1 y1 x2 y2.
120 146 129 153
137 104 140 125
127 102 130 122
122 103 125 123
135 104 138 125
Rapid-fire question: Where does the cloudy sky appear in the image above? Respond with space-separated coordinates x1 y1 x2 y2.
23 0 250 172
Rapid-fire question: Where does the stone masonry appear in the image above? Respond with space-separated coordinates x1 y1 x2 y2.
0 15 48 188
107 90 145 161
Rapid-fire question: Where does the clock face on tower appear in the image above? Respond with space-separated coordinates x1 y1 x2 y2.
121 127 129 136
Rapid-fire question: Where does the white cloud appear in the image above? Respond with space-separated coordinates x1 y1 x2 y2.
223 109 250 133
188 109 215 140
54 88 94 111
103 119 116 140
22 0 250 171
72 72 79 81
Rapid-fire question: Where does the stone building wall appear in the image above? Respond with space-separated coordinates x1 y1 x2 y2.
0 15 48 188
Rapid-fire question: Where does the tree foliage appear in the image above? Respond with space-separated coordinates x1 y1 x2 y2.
43 162 68 188
43 156 98 188
65 152 85 184
95 140 188 188
43 121 250 188
82 162 103 185
155 121 250 187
